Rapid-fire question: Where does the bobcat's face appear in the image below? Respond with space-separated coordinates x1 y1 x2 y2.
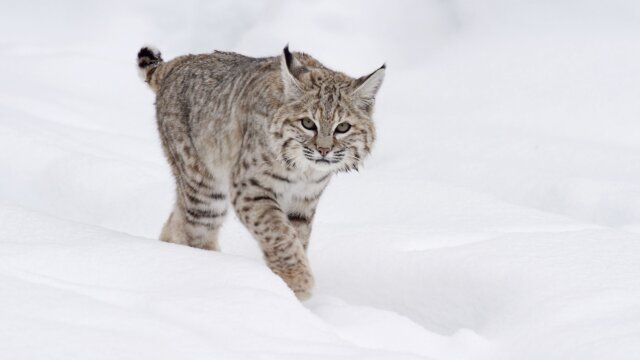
277 89 376 173
271 48 385 173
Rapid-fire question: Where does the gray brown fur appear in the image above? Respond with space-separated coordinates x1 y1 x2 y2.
137 45 385 299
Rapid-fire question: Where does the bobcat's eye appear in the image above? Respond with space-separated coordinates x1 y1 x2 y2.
335 122 351 134
300 118 317 131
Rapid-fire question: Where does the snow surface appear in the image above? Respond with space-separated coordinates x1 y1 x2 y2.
1 0 640 359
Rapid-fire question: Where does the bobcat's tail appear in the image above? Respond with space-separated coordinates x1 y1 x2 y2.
137 46 164 92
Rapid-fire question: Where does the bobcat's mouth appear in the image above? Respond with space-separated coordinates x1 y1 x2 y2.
301 146 345 170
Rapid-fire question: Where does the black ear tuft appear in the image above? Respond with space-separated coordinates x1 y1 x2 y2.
380 63 386 70
283 45 293 69
280 44 308 100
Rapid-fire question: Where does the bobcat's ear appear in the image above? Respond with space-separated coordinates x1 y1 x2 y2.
280 45 307 100
352 64 386 113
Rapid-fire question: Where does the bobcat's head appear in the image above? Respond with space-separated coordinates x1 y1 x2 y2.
271 46 385 173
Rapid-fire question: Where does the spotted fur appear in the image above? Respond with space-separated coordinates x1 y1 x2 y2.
138 45 385 299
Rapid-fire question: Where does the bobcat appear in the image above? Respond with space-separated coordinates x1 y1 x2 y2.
137 45 385 299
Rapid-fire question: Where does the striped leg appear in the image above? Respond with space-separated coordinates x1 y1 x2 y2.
231 176 314 299
181 182 228 250
161 184 228 251
287 211 315 251
157 112 228 251
285 178 326 251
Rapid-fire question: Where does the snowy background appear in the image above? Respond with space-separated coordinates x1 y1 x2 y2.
2 0 640 359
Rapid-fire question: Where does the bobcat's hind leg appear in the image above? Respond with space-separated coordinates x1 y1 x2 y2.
160 206 188 246
157 112 229 251
160 189 227 251
178 182 228 251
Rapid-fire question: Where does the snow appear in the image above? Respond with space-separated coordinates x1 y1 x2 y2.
1 0 640 359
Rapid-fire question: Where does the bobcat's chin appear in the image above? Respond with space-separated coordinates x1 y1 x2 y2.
308 159 339 172
296 155 343 173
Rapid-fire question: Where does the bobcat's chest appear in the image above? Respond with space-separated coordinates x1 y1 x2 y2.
271 169 331 213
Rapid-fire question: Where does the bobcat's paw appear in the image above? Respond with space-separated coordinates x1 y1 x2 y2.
273 260 315 301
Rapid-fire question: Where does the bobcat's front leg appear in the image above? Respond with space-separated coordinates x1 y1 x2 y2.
232 176 314 300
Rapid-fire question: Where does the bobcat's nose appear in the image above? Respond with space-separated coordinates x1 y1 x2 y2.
317 147 332 157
